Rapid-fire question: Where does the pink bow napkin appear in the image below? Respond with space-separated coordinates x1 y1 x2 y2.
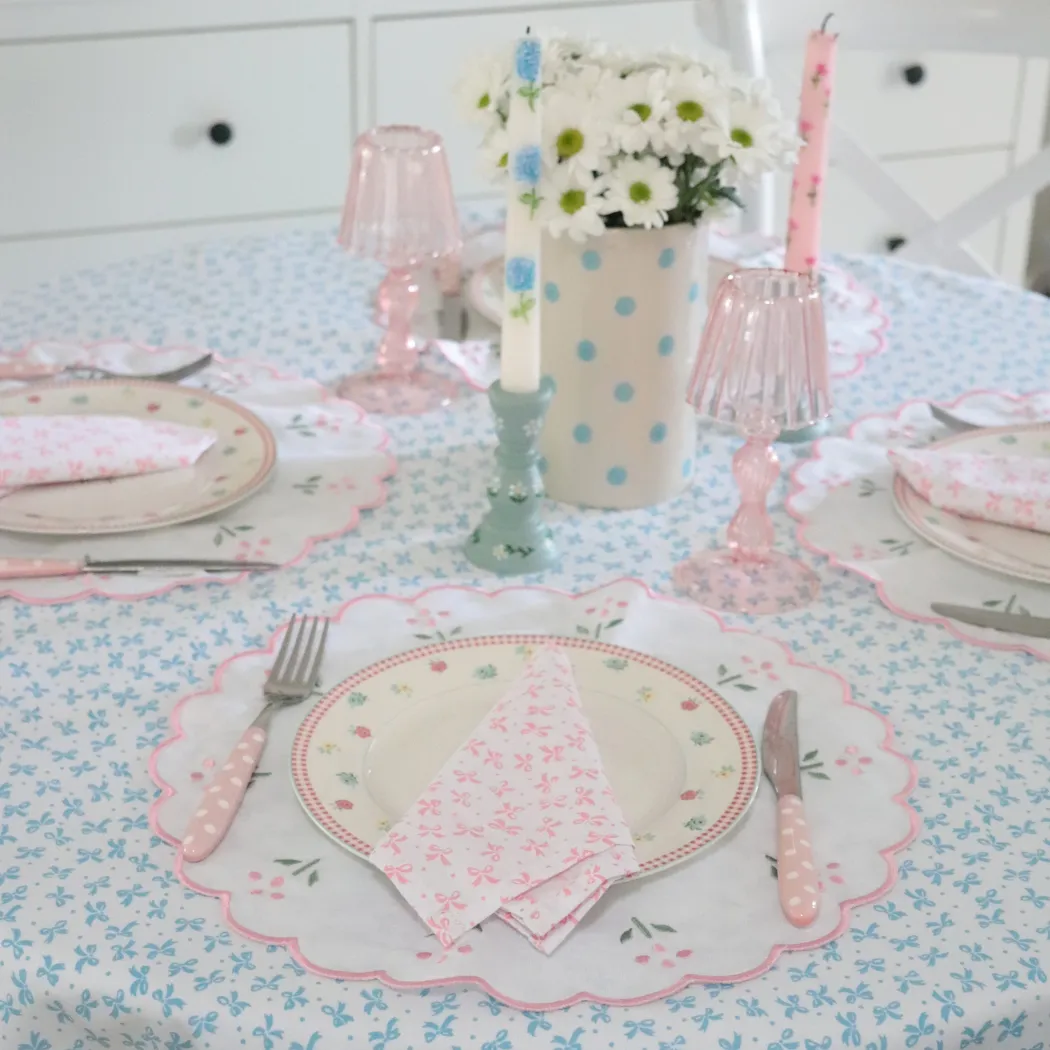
369 647 639 954
890 448 1050 533
0 415 216 496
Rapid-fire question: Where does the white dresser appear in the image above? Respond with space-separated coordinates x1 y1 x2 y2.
0 0 1046 291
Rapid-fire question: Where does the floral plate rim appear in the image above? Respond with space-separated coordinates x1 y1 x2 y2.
148 580 919 1009
0 338 397 605
289 632 760 878
787 389 1050 661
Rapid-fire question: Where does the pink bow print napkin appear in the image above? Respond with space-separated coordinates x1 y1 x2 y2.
891 448 1050 533
369 647 639 954
0 415 216 497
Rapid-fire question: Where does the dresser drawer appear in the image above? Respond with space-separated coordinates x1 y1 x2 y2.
771 50 1021 156
374 2 707 200
0 25 353 238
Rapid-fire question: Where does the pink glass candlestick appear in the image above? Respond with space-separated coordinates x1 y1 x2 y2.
337 125 464 415
674 268 831 615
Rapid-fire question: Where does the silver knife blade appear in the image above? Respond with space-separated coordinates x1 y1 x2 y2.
438 292 469 341
761 689 801 799
928 404 980 432
84 557 278 574
930 602 1050 638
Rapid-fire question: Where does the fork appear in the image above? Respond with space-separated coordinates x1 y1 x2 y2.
0 352 213 384
182 615 330 863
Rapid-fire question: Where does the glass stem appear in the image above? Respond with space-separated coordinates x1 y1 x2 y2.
726 428 780 561
374 266 420 376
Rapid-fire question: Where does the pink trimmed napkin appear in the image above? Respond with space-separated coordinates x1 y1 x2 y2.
0 415 216 497
891 448 1050 533
369 647 639 954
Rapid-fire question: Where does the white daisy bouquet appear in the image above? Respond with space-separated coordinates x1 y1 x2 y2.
458 36 798 241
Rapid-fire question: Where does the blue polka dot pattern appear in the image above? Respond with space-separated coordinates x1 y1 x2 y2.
650 422 668 443
544 281 560 302
572 423 592 443
581 250 602 271
688 282 699 303
614 382 634 403
682 458 693 477
658 335 674 356
577 339 597 362
658 247 676 268
607 466 628 485
614 296 636 317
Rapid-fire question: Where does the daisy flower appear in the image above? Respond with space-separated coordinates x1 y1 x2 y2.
609 69 670 153
480 124 510 181
542 87 611 177
663 66 728 154
541 165 607 241
705 86 798 177
455 51 509 125
602 156 678 228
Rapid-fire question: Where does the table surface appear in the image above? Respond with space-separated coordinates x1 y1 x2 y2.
2 212 1050 1050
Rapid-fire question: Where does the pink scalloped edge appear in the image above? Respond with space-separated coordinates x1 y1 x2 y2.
786 387 1050 661
0 339 397 606
823 261 890 380
147 578 919 1009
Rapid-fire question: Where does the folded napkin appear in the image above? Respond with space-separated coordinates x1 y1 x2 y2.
0 415 217 496
890 447 1050 533
369 647 639 953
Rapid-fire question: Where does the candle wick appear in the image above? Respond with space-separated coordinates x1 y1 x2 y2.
820 12 834 31
526 25 531 34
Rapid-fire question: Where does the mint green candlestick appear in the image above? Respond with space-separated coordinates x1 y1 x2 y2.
465 376 558 575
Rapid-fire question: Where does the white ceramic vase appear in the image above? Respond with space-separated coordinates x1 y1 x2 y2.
539 223 707 509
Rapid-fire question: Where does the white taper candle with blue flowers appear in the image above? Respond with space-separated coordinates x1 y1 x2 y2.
500 33 544 394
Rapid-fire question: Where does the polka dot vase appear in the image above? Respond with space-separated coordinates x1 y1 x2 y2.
539 224 707 509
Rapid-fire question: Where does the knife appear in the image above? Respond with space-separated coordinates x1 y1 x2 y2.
0 556 279 580
930 602 1050 638
761 689 820 927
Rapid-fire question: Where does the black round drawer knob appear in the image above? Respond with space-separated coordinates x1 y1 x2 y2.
208 122 234 146
885 235 907 253
902 63 926 86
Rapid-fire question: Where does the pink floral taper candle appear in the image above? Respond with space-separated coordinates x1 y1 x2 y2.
784 15 837 276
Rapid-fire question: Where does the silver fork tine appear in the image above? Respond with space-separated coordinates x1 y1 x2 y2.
290 617 320 687
302 619 329 690
277 616 310 691
268 614 298 687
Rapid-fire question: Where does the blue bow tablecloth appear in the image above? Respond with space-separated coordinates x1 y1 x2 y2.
1 212 1049 1050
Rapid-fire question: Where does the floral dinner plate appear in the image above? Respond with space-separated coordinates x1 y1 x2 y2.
892 422 1050 585
0 379 275 535
291 634 759 878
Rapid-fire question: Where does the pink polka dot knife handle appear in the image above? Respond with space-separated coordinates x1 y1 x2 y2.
182 726 267 863
0 360 60 380
776 794 820 927
0 558 83 580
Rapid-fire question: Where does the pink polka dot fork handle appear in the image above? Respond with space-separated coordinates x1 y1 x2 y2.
181 614 329 864
760 688 821 928
182 724 269 863
776 795 820 927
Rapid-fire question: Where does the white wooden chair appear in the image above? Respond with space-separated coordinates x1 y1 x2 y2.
712 0 1050 278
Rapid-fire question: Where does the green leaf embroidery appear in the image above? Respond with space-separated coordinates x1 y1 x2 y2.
619 928 633 943
803 750 819 762
651 923 676 933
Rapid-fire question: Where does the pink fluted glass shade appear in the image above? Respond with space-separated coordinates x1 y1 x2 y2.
335 125 463 415
338 125 462 269
687 268 831 433
674 267 830 615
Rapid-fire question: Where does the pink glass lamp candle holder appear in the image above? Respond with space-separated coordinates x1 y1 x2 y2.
675 268 831 614
337 125 463 414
